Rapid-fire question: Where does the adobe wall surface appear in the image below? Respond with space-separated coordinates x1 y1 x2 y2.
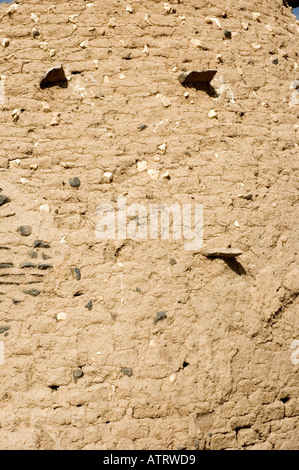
0 0 298 450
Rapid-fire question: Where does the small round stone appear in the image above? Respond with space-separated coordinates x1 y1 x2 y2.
121 367 133 377
73 369 84 383
69 177 81 188
18 225 32 237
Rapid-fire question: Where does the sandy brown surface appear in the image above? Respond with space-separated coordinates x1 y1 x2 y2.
0 0 298 450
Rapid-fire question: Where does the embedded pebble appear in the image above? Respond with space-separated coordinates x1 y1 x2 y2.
169 373 177 383
12 108 22 122
31 13 39 23
71 267 81 280
201 248 243 258
50 113 60 126
56 312 67 322
18 226 32 237
69 177 81 188
38 264 53 270
34 240 50 249
121 367 133 377
0 194 9 206
208 109 218 119
157 94 171 108
103 172 113 182
108 17 116 28
41 101 51 113
0 263 13 269
0 326 10 335
80 40 88 49
205 17 221 28
32 28 40 38
85 300 93 310
20 262 37 268
73 369 84 383
69 15 78 23
39 204 50 213
7 4 18 17
20 177 30 185
154 311 167 324
2 38 10 48
190 38 209 50
162 171 170 180
223 29 232 39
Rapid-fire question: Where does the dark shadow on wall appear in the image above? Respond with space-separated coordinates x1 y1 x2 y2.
224 258 247 276
182 82 219 98
283 1 299 8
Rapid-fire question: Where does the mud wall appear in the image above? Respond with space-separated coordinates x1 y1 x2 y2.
0 0 298 449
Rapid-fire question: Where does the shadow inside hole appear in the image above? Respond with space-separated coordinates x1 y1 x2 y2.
40 79 68 89
183 82 219 97
224 258 247 276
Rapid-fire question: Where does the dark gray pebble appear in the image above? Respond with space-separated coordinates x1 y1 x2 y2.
73 369 84 383
121 367 133 377
33 240 50 249
154 311 167 324
0 194 9 206
0 263 13 269
71 267 81 280
85 300 93 310
38 264 53 270
18 226 32 237
23 289 40 297
69 177 81 188
0 326 10 335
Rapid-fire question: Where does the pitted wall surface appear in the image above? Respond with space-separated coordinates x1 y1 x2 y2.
0 0 298 450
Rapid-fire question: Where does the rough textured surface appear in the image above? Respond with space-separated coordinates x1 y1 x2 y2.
0 0 299 450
